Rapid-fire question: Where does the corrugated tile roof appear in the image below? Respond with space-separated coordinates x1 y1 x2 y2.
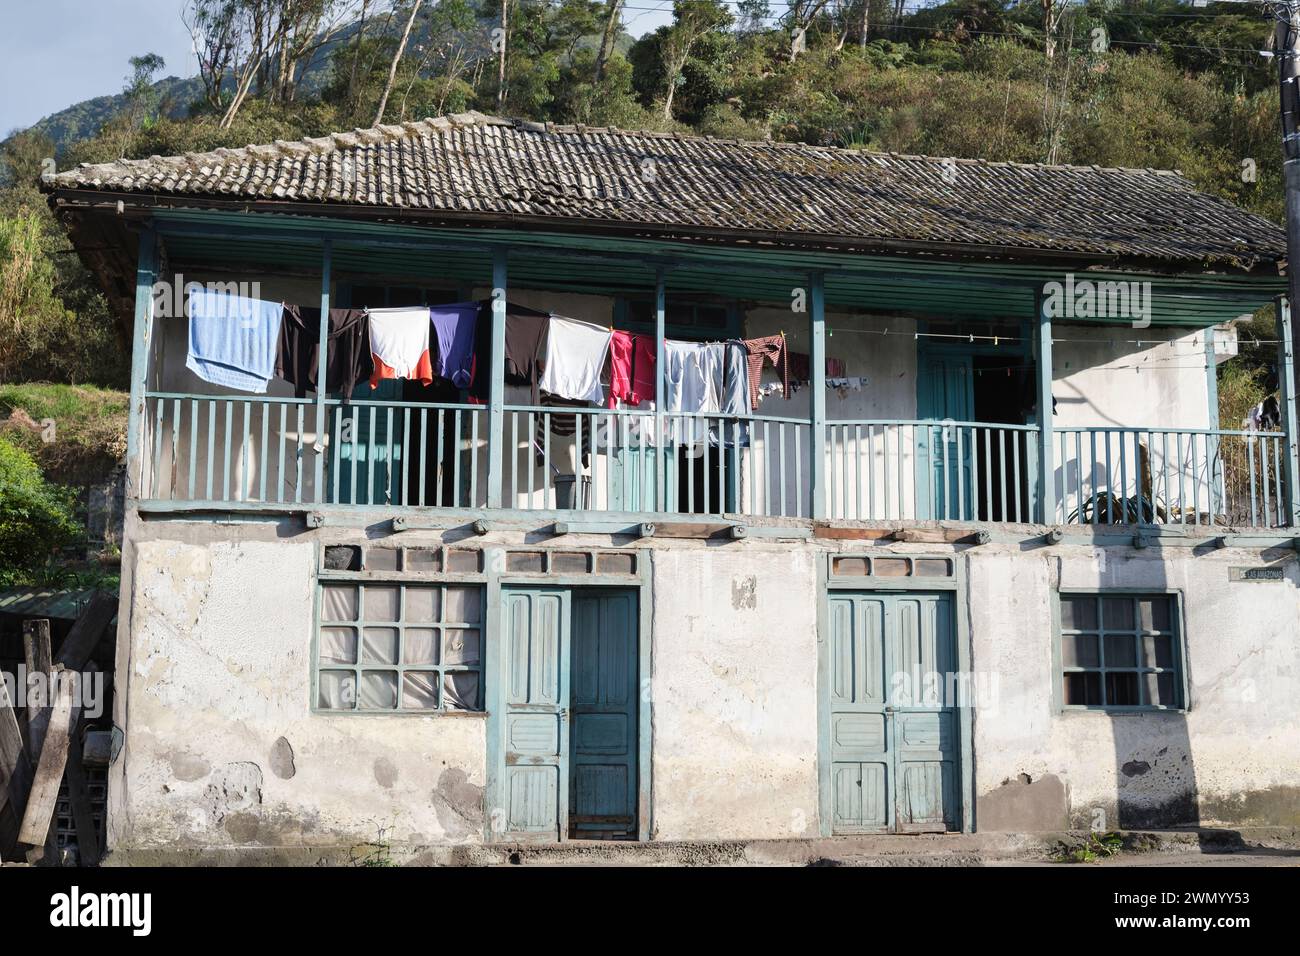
0 587 116 624
43 111 1287 270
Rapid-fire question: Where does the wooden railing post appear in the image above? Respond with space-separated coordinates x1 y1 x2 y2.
1276 295 1300 526
1036 294 1056 524
487 247 508 509
1204 326 1221 516
125 226 157 500
313 240 332 503
810 272 827 519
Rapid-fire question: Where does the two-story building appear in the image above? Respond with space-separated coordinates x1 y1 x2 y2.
44 111 1300 855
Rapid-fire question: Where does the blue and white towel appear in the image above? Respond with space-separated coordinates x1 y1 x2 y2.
186 290 284 392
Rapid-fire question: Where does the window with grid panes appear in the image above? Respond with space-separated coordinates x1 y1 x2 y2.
316 581 483 712
1058 593 1182 710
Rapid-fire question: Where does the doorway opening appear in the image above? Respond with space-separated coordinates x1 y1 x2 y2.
494 586 640 842
971 356 1037 521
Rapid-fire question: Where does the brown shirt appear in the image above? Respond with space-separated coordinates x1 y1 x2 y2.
276 305 373 403
469 301 552 403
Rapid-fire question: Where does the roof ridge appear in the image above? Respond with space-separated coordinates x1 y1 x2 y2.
49 111 1193 183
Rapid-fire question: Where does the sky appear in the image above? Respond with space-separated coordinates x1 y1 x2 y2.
0 0 197 136
0 0 686 138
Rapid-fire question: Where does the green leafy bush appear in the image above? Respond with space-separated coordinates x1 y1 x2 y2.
0 434 83 587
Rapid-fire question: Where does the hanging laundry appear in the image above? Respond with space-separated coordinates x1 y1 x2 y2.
466 301 552 404
721 341 750 417
504 305 551 386
743 334 790 409
608 331 657 409
664 340 723 446
186 290 284 393
664 341 722 413
367 307 433 388
429 302 479 388
787 351 847 381
711 340 752 448
535 394 594 469
276 305 372 403
538 316 612 404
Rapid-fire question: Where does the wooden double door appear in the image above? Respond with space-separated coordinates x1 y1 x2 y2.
492 588 639 841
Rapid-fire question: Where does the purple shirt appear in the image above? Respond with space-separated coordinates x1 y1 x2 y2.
429 302 480 389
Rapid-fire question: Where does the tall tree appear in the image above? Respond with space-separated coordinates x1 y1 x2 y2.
1042 0 1066 61
114 54 166 158
659 0 731 120
497 0 510 110
374 0 424 125
595 0 623 82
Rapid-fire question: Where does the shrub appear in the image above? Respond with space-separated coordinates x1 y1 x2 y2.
0 434 82 587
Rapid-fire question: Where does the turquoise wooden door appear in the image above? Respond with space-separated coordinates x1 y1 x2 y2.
569 590 638 838
827 591 959 833
498 587 571 840
916 356 973 520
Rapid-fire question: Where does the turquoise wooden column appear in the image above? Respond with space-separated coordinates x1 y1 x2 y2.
487 248 508 508
1036 294 1056 524
1276 296 1300 525
654 267 666 514
313 240 332 501
125 225 158 500
810 272 827 519
1204 326 1220 430
1204 325 1221 515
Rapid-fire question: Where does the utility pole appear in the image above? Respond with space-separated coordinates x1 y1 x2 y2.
1276 1 1300 525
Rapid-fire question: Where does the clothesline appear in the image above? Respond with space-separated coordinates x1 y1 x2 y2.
826 326 1280 348
182 293 809 413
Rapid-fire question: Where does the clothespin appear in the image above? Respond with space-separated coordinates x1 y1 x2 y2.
993 336 999 346
969 334 974 343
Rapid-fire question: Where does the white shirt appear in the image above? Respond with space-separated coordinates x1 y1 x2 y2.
538 316 612 404
366 307 431 380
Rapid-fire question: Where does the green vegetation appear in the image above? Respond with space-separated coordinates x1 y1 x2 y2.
1056 830 1124 863
0 383 129 486
0 435 83 588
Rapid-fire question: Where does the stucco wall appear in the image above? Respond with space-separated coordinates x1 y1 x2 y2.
648 546 820 841
110 529 488 851
109 517 1300 852
970 544 1300 829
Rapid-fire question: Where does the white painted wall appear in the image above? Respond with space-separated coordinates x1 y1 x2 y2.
110 533 488 850
969 544 1300 828
110 521 1300 851
648 546 820 841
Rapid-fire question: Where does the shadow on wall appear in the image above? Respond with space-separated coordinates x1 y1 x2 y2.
1101 557 1199 831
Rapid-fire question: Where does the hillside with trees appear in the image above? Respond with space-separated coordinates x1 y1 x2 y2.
0 0 1287 582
